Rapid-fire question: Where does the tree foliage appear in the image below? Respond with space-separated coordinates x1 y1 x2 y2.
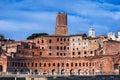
27 33 49 40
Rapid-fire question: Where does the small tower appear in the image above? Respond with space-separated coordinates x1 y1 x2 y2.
55 12 68 35
89 28 95 38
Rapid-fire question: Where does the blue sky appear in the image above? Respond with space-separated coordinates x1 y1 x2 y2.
0 0 120 40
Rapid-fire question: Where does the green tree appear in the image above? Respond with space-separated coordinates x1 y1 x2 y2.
27 33 48 40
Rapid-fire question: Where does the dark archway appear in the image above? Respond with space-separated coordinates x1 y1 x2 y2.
78 69 81 75
34 69 38 74
61 69 65 75
70 69 74 75
0 65 2 72
20 69 23 73
119 66 120 75
52 69 55 75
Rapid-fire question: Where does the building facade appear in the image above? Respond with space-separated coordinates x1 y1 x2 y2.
0 12 120 76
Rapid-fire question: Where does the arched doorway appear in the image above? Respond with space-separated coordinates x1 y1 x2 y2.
61 69 65 75
52 69 56 75
78 69 81 75
20 69 23 74
92 69 94 75
85 69 89 75
0 65 2 72
70 69 74 75
34 69 38 74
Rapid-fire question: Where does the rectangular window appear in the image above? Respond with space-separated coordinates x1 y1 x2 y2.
62 63 64 67
49 39 52 43
48 63 51 67
49 53 52 56
40 52 42 56
53 63 55 66
57 46 59 50
42 40 44 43
72 52 75 55
67 63 69 67
75 63 77 66
49 46 52 50
39 63 42 67
79 63 81 67
71 63 73 67
114 64 119 69
35 63 37 67
32 63 33 67
57 52 59 56
57 38 59 42
44 63 46 67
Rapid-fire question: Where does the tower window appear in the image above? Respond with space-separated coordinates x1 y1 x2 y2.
49 39 52 43
42 40 44 43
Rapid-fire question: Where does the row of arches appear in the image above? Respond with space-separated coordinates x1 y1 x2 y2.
12 68 100 75
33 69 95 75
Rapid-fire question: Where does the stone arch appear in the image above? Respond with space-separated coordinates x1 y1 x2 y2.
52 69 56 75
61 69 65 75
34 69 38 74
85 69 89 75
78 69 81 75
92 69 94 75
20 69 23 74
14 69 17 74
0 65 2 72
70 69 74 75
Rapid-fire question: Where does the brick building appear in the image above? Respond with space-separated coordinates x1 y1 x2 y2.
0 12 120 76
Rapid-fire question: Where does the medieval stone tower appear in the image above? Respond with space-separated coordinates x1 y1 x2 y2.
55 12 68 35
